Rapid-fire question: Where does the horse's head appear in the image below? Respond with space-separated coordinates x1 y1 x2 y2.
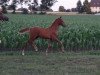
56 17 66 27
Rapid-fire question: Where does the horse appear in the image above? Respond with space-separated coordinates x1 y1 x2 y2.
0 12 9 21
19 17 66 55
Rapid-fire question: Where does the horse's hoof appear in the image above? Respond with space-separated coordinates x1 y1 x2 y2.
46 53 48 56
62 50 65 53
35 49 38 52
22 53 25 56
22 52 25 56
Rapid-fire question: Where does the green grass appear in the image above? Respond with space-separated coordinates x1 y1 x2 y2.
1 14 100 75
0 51 100 75
0 14 100 50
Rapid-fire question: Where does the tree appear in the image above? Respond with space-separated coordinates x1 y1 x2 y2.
34 0 38 7
71 8 77 12
77 0 84 13
59 6 66 12
10 0 18 14
0 0 8 13
19 0 24 8
32 0 38 11
83 0 91 14
28 0 38 13
40 0 57 11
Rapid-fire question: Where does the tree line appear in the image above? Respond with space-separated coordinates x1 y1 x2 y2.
58 0 91 14
0 0 92 14
0 0 57 14
77 0 91 14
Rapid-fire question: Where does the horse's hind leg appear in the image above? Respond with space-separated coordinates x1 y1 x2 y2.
22 39 33 55
22 41 28 56
46 41 52 55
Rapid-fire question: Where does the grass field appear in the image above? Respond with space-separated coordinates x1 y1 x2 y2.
0 14 100 75
0 51 100 75
0 14 100 50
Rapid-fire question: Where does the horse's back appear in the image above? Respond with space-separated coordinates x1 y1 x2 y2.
30 27 48 34
30 27 51 39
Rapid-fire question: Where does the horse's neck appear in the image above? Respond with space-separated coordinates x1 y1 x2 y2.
48 21 59 32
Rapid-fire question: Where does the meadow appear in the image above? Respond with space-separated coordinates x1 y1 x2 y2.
0 51 100 75
0 14 100 75
0 14 100 51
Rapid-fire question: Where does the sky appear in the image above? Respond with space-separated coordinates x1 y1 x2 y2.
50 0 91 11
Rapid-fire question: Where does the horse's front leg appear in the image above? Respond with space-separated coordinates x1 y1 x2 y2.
55 38 65 53
32 43 38 51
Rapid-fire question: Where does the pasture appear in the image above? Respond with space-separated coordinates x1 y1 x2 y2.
0 14 100 50
0 51 100 75
0 14 100 75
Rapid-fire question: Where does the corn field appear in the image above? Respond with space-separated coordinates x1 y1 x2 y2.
0 14 100 51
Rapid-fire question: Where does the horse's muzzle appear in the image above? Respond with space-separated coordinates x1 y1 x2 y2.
62 23 66 27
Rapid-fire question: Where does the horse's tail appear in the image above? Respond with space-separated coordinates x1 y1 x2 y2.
19 28 30 34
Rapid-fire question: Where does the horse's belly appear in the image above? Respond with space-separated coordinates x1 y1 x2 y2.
39 33 51 39
32 27 51 39
39 30 51 39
